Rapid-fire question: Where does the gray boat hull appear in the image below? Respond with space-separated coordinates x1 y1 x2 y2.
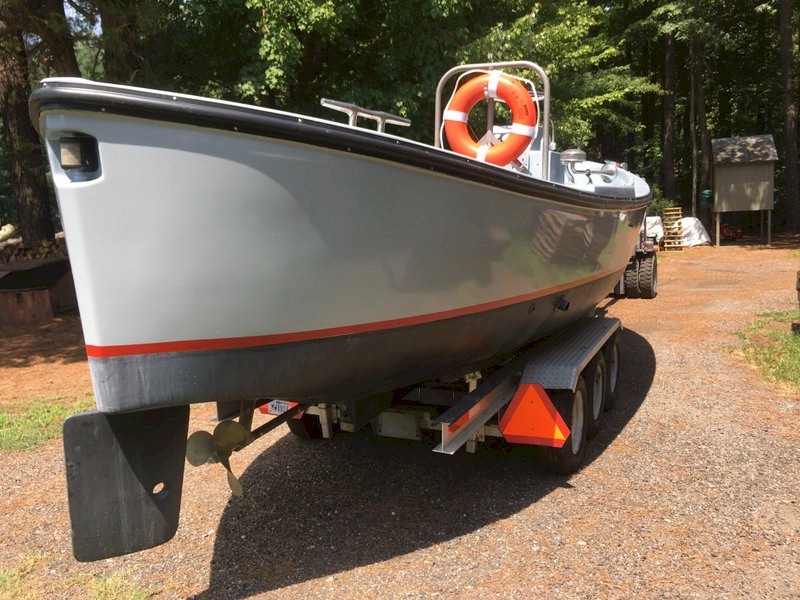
30 79 648 413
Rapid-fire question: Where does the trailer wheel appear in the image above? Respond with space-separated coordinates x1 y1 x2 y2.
603 333 620 411
286 412 324 439
638 254 658 299
624 262 640 298
585 353 606 437
546 375 589 474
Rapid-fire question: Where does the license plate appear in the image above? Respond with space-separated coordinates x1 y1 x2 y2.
266 400 297 415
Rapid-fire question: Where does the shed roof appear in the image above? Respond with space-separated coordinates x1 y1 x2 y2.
712 134 778 164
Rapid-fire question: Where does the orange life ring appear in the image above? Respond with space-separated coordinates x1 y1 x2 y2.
443 72 537 166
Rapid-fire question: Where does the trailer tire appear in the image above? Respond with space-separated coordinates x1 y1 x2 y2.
546 375 589 474
585 353 606 437
624 262 640 298
603 333 620 411
638 254 658 299
286 412 324 439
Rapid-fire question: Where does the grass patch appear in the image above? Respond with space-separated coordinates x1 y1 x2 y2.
0 557 153 600
0 567 25 600
90 573 153 600
736 309 800 389
0 397 93 451
0 554 41 600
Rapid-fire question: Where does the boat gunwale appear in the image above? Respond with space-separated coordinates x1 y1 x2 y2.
30 79 650 211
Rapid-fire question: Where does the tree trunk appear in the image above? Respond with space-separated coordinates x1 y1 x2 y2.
0 15 54 245
691 1 712 194
96 0 146 84
779 0 799 231
662 32 677 202
690 64 697 217
6 0 81 77
38 0 82 76
690 32 712 217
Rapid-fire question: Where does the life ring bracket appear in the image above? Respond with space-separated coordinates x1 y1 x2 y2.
433 61 552 178
442 71 538 167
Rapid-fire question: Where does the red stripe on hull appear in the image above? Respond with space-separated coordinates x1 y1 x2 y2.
85 269 617 358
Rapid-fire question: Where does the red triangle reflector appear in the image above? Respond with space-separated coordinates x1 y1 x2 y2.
499 383 570 448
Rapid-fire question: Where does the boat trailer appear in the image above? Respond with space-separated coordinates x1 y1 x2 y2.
62 315 622 561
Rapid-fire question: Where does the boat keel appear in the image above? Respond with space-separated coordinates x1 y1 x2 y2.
62 405 190 561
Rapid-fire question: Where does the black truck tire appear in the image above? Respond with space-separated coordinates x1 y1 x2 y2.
624 262 640 298
638 254 658 299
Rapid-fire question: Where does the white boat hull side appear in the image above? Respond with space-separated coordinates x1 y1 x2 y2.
33 86 647 412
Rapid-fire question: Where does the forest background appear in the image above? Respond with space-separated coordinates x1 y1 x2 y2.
0 0 798 246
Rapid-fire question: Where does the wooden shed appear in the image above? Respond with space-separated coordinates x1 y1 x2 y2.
711 134 778 245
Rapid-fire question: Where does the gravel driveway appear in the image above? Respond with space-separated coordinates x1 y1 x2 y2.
1 241 798 599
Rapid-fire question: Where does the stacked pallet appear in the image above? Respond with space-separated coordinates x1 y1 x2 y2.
661 207 683 251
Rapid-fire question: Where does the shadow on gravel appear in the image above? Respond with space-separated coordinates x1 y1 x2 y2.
201 328 654 599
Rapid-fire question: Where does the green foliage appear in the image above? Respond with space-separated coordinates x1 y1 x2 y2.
233 0 528 139
646 186 676 216
2 0 799 224
237 0 345 104
460 1 659 151
607 0 793 199
74 38 103 80
138 0 261 98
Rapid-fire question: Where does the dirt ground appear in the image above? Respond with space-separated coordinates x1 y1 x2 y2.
1 237 799 599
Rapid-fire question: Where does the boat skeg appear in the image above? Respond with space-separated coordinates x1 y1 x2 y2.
62 406 190 562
